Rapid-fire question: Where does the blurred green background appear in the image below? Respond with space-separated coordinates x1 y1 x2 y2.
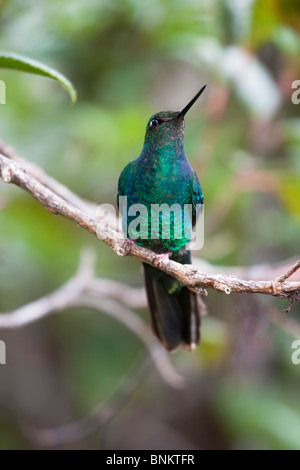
0 0 300 450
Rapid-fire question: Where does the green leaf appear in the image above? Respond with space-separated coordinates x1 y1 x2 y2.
0 51 77 104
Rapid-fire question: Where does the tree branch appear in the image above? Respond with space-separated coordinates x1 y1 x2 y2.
0 149 299 301
0 248 183 388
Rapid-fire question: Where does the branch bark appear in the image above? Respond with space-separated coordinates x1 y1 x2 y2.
0 149 299 301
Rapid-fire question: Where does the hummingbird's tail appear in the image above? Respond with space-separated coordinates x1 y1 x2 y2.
143 251 205 351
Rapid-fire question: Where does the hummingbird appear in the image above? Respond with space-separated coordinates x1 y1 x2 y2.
117 86 206 351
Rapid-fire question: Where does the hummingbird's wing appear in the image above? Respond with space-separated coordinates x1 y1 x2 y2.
117 160 136 208
190 169 203 227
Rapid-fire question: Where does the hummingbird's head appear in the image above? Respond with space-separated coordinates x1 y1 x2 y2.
143 85 206 150
144 110 185 147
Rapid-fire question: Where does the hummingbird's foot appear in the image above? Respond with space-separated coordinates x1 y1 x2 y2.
116 237 135 256
154 251 171 268
125 238 136 245
124 237 136 252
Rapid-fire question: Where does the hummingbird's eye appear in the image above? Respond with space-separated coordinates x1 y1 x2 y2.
150 118 160 128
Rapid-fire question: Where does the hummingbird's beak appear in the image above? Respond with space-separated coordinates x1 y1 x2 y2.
177 85 207 118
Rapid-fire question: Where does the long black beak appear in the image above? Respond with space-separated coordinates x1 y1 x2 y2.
177 85 207 118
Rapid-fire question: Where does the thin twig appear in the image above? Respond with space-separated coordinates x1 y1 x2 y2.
0 248 182 388
275 259 300 284
0 249 95 328
73 296 183 388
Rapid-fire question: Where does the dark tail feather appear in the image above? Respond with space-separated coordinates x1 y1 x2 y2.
143 253 205 351
144 269 183 351
177 287 203 350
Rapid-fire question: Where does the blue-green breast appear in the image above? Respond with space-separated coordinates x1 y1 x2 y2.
117 111 203 251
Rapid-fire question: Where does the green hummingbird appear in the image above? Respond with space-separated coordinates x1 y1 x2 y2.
117 86 206 351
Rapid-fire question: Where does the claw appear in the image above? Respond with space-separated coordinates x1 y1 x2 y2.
154 252 171 267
